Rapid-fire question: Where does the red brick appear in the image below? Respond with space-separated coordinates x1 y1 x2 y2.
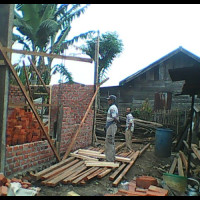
0 186 8 196
0 174 7 186
136 176 158 189
148 185 168 196
146 190 167 196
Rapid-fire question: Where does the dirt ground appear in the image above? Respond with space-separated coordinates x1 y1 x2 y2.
30 141 174 196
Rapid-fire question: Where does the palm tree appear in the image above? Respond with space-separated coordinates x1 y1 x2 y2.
81 31 123 83
13 4 95 85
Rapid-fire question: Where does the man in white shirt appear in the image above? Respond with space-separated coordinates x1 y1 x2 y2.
105 95 119 162
124 107 134 151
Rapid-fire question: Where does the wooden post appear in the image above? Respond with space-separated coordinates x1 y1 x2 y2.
0 4 14 173
62 78 109 161
23 60 33 102
92 30 100 146
0 41 61 162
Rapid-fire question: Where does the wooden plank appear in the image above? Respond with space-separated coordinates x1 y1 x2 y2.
28 57 50 96
85 168 106 181
0 42 61 162
70 153 99 161
72 167 99 185
2 46 93 63
61 165 88 184
30 156 74 181
78 151 131 163
191 144 200 160
61 78 109 161
112 151 140 187
177 155 184 176
84 161 119 168
78 149 102 155
168 157 178 174
63 167 95 184
139 143 151 156
179 151 188 173
44 161 85 186
41 159 80 180
109 163 127 181
97 168 112 178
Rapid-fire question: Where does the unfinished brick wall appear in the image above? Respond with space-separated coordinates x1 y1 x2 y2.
4 84 94 177
5 141 54 177
50 83 94 155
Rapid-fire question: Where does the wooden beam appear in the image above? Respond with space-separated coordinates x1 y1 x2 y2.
28 57 50 96
168 157 178 174
112 151 140 187
23 61 33 102
61 78 109 161
177 155 184 176
179 151 188 173
84 161 119 168
109 163 127 181
0 41 61 162
139 143 151 156
2 47 93 63
30 157 74 181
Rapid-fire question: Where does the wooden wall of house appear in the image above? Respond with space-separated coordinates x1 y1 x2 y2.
100 52 200 113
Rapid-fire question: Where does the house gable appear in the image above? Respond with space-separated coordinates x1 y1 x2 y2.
119 46 200 86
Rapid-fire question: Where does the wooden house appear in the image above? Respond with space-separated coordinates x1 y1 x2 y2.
100 46 200 112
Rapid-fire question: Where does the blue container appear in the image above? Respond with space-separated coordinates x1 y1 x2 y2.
155 128 173 157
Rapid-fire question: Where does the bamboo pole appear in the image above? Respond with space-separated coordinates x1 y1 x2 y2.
62 78 109 161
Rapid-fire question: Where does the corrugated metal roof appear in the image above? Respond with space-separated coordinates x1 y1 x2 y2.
119 46 200 86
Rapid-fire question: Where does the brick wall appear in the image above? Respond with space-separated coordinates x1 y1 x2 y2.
50 83 94 155
8 85 25 105
4 84 94 177
5 141 54 177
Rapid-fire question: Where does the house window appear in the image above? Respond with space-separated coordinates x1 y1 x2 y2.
154 92 172 111
154 67 159 81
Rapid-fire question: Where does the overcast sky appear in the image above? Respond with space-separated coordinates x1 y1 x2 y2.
14 4 200 87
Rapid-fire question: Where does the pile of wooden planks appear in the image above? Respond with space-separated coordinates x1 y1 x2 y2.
96 109 163 140
6 108 48 146
31 143 150 187
168 140 200 176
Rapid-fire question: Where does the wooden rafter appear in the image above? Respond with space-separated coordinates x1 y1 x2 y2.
0 42 61 162
2 47 93 63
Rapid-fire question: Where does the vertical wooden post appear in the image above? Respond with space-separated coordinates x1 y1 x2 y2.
0 4 14 173
187 94 195 178
92 30 100 146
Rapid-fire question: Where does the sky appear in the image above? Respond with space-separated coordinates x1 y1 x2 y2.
13 4 200 87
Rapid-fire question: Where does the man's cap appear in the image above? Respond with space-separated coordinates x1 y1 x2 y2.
106 95 117 101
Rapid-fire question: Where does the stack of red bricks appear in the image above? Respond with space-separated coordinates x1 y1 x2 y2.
0 173 32 196
105 176 168 196
6 108 48 146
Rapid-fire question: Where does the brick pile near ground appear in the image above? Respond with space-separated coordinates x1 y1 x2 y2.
104 176 168 196
0 173 32 196
6 108 48 146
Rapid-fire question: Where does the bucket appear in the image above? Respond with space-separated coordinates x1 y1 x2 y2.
163 173 187 193
155 128 173 157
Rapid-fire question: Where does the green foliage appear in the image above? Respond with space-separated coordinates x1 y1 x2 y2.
81 31 124 82
132 98 153 119
13 4 95 85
